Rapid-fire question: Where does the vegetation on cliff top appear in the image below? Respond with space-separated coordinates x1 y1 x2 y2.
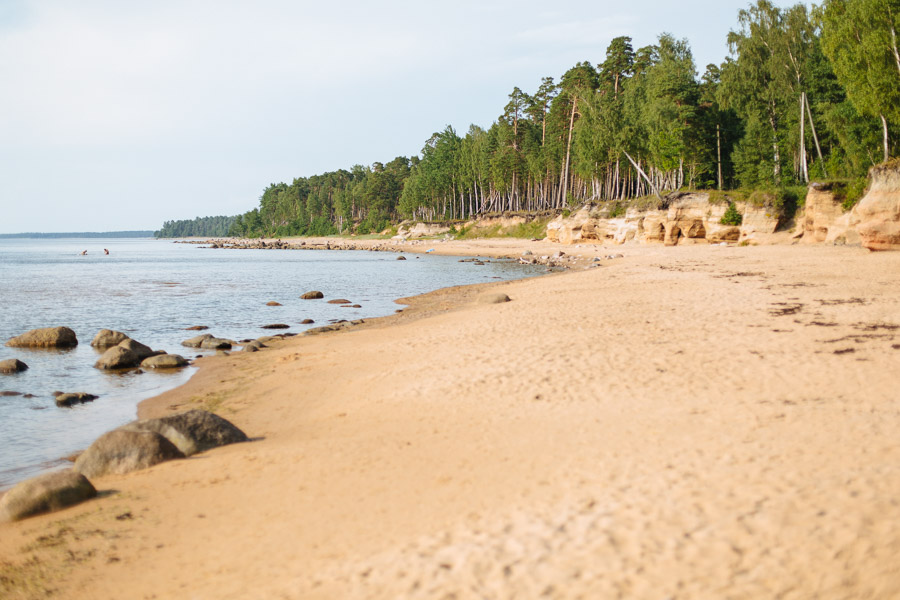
216 0 898 239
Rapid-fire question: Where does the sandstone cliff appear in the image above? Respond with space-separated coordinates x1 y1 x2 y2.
855 160 900 251
545 193 780 246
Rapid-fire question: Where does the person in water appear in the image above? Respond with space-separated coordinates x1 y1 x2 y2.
104 249 109 255
80 250 87 255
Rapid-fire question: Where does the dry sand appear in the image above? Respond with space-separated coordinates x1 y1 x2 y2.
2 241 900 599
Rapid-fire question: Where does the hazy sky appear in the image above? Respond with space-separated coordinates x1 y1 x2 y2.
1 0 801 233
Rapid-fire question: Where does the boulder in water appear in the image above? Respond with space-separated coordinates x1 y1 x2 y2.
141 354 189 369
90 329 130 349
6 327 78 348
0 358 28 374
94 345 141 370
300 291 324 299
56 392 98 407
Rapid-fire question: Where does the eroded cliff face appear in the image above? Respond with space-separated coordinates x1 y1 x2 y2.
794 183 860 246
545 193 780 246
856 161 900 251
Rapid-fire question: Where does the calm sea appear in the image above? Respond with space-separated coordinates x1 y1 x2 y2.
0 238 541 489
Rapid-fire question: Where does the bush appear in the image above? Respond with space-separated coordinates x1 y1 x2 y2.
720 202 743 226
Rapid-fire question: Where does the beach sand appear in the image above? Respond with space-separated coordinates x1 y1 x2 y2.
2 241 899 599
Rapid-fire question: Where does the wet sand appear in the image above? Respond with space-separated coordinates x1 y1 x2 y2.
1 241 899 599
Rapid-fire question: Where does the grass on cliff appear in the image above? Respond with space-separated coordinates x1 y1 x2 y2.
451 217 551 240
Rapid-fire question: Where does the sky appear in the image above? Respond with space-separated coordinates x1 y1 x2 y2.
0 0 805 233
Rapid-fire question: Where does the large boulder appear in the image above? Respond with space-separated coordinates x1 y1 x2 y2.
94 345 141 370
300 291 324 299
182 333 214 348
141 354 188 369
200 337 232 350
123 410 249 456
90 329 130 348
0 470 97 522
0 358 28 374
74 429 184 478
117 338 156 361
6 327 78 348
856 161 900 250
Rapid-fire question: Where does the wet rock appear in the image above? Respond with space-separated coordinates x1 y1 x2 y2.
94 345 141 370
122 409 249 456
300 291 324 299
90 329 130 349
243 344 259 352
327 299 352 304
184 325 209 331
300 319 315 324
141 354 189 369
265 301 282 306
6 327 78 348
182 333 214 348
0 470 97 522
261 324 290 329
1 391 22 396
56 393 98 407
396 255 406 260
0 358 28 374
74 429 185 478
479 293 511 304
117 339 156 361
200 337 232 350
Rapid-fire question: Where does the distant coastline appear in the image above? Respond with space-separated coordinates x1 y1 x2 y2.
0 231 154 239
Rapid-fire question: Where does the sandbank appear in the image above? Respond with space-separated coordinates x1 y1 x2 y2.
1 240 899 599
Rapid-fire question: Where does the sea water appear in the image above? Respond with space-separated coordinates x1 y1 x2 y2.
0 238 542 489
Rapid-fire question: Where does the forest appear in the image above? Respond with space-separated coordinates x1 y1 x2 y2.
226 0 900 238
155 215 237 238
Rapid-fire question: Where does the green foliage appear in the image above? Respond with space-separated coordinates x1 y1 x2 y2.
720 202 744 225
173 2 888 234
156 215 237 238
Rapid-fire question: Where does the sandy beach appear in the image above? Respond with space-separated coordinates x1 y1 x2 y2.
2 240 900 599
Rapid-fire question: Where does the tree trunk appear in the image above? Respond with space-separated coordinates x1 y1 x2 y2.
561 97 577 208
716 122 723 191
799 93 808 183
804 92 827 178
623 151 661 200
882 114 890 163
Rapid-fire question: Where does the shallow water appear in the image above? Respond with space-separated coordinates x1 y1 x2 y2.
0 238 541 489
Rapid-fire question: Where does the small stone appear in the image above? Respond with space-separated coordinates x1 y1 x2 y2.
184 325 209 331
265 301 282 306
300 319 314 324
1 391 22 397
182 334 214 348
479 293 511 304
396 255 406 260
327 299 352 304
261 324 290 329
522 250 533 256
300 291 324 300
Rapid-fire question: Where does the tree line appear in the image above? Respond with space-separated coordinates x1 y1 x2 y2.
227 0 899 238
155 215 237 238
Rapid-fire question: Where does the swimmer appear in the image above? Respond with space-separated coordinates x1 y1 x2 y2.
104 248 109 255
80 250 87 255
